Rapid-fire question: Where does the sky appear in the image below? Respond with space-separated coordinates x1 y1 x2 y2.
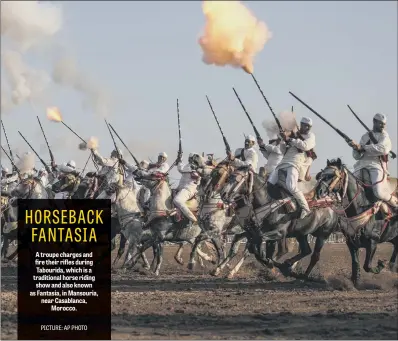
1 1 397 185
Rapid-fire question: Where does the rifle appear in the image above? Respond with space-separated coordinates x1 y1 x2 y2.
250 74 284 134
347 105 396 160
206 95 231 154
1 146 21 177
289 92 353 144
1 119 14 162
36 116 55 164
18 131 51 173
164 99 183 176
108 124 140 166
105 119 121 159
232 87 262 141
177 98 182 158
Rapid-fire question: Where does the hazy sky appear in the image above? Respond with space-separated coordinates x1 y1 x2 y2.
1 1 397 184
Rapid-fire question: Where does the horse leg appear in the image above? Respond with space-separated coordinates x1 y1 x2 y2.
279 235 312 277
153 242 164 276
195 242 216 265
211 232 246 276
303 237 326 278
346 239 361 286
275 237 289 261
188 234 206 270
2 229 18 262
150 244 158 271
112 233 127 267
125 239 153 269
226 245 250 279
265 240 277 261
388 239 398 272
174 242 185 265
140 252 150 269
1 234 10 262
363 239 384 274
210 236 225 265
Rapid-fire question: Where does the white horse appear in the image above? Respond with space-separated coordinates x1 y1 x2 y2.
127 171 213 275
2 176 51 261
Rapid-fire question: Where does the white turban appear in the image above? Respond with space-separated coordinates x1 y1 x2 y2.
301 117 313 126
246 135 256 142
374 113 387 123
159 152 167 158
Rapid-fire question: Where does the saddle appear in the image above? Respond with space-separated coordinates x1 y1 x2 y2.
266 169 332 215
173 196 199 223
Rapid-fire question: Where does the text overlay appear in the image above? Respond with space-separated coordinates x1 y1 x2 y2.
17 199 111 340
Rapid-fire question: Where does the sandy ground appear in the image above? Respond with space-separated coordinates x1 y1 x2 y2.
1 242 397 339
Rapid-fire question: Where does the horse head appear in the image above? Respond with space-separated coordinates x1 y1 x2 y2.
221 166 255 203
315 158 348 199
201 161 234 201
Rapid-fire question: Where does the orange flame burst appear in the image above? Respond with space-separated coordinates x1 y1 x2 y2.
46 107 63 122
198 1 272 74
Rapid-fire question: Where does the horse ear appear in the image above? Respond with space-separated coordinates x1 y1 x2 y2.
326 159 330 166
336 158 342 167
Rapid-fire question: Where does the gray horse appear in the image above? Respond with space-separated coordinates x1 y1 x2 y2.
314 158 398 285
125 171 214 275
219 166 342 278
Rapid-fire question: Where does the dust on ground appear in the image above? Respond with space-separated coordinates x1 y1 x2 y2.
1 243 397 339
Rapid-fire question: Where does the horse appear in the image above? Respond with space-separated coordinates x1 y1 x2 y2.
126 171 214 275
219 165 343 278
1 176 52 261
191 161 291 278
314 158 398 285
107 179 151 269
187 161 239 270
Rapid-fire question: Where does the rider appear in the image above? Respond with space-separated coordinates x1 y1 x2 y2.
268 117 316 219
91 147 124 196
51 160 80 199
349 113 397 208
147 152 170 174
257 137 283 180
173 153 205 226
227 135 259 172
205 154 217 167
37 167 49 187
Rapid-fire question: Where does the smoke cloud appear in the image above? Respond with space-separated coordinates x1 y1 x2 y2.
0 1 62 52
1 50 51 106
262 110 298 139
52 57 112 118
0 1 62 111
16 152 36 173
1 1 112 119
198 0 272 74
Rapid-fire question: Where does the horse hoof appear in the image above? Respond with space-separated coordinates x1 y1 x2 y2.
210 269 220 277
226 273 235 279
377 259 386 269
174 257 184 265
143 265 150 270
187 262 194 270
